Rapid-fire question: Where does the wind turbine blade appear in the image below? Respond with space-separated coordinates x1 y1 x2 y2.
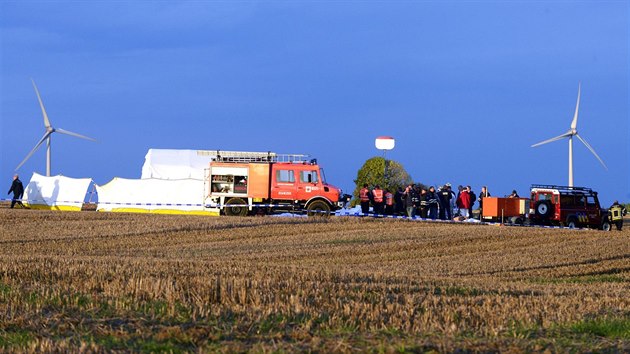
531 131 572 148
575 134 608 170
31 79 51 128
55 128 96 142
570 83 581 130
15 132 51 171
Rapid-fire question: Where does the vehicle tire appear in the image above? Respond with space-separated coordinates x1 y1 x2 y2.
307 200 331 218
535 201 553 219
566 217 578 229
513 217 524 226
224 198 249 217
600 220 612 232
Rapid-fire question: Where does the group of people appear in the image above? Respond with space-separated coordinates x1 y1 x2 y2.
359 183 507 220
359 184 395 215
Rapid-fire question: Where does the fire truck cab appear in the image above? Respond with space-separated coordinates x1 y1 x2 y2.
204 151 342 217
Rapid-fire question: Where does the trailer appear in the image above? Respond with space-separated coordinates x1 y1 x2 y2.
481 197 529 225
204 151 343 217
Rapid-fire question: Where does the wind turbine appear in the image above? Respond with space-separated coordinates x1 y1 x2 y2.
531 83 607 187
15 79 96 176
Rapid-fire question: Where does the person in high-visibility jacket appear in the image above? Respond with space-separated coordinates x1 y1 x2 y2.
609 201 627 231
372 185 384 215
359 183 371 214
384 189 394 215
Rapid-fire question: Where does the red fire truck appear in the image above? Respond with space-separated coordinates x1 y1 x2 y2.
204 151 343 216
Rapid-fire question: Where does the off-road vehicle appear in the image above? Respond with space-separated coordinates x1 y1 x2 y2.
529 184 611 230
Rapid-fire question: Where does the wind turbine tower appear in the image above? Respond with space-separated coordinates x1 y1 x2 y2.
15 79 96 176
531 83 607 187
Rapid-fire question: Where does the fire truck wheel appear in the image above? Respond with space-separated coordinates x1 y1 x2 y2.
224 198 248 217
601 220 612 231
307 200 331 217
535 201 552 219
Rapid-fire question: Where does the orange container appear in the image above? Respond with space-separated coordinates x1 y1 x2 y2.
482 197 527 218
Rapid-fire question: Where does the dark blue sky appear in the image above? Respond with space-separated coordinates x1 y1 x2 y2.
1 1 628 204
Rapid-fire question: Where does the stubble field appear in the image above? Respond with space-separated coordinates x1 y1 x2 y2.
0 208 628 352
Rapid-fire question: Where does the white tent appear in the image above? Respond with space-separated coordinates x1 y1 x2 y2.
23 172 92 211
96 177 218 216
141 149 216 180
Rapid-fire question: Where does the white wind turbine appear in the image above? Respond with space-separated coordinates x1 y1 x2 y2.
531 83 607 187
15 79 96 176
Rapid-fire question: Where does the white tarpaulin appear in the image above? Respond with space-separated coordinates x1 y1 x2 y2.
96 177 218 216
23 172 92 211
141 149 215 180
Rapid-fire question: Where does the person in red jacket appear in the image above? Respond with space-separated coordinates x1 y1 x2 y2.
456 186 471 218
359 183 371 214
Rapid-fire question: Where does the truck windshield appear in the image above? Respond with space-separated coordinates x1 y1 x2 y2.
320 168 327 184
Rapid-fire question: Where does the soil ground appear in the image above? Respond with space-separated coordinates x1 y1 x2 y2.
0 208 628 352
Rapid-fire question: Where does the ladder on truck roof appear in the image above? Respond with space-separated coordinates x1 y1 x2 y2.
197 150 310 163
530 184 594 194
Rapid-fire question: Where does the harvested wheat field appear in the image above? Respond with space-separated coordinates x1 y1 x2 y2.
0 209 628 352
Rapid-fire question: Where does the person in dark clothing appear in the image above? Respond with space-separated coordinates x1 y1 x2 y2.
467 185 476 218
426 186 439 220
508 190 519 198
447 184 456 217
8 174 25 209
438 185 451 220
419 188 428 218
412 186 422 218
403 184 416 218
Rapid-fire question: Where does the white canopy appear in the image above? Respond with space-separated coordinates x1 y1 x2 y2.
141 149 215 180
23 172 92 211
96 177 217 215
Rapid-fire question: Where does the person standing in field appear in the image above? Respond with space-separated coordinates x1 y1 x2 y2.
447 183 456 218
403 184 416 218
455 185 463 216
359 183 371 214
478 186 491 220
412 185 422 218
438 185 452 220
467 185 476 218
457 186 471 218
426 186 439 220
384 189 394 215
609 201 626 231
8 174 25 209
372 185 384 215
419 188 428 218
